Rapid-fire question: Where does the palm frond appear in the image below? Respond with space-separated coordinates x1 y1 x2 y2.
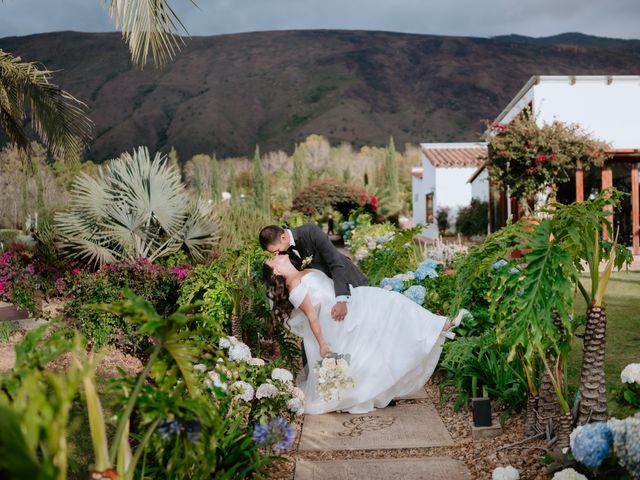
108 0 197 68
0 50 92 158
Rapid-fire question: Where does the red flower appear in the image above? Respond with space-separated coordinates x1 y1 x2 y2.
358 194 367 204
72 267 81 275
535 154 546 164
527 167 535 175
549 154 556 162
369 195 378 210
493 123 507 131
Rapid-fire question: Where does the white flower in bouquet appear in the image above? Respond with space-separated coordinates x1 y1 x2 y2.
256 383 279 399
286 398 305 415
552 468 588 480
206 371 227 392
492 466 519 480
621 363 640 384
247 357 266 367
322 357 337 369
271 368 294 383
231 381 255 402
193 363 207 373
229 342 252 362
314 353 355 402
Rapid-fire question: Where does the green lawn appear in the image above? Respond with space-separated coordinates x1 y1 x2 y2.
568 270 640 417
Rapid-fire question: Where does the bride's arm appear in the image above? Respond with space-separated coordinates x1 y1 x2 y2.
298 294 331 357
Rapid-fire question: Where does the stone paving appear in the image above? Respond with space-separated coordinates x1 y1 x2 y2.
295 387 471 479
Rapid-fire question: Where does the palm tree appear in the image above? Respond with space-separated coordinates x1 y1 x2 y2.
55 146 219 265
0 0 197 158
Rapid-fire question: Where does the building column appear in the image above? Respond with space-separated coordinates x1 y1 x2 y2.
632 163 639 254
601 165 613 240
576 168 584 203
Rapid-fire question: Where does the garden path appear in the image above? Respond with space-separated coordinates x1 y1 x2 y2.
293 387 471 479
0 301 48 372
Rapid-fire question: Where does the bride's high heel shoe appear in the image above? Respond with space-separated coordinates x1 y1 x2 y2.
444 309 469 340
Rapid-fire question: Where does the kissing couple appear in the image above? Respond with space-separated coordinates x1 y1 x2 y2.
259 223 466 414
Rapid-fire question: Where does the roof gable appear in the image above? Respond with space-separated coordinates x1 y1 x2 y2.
421 143 487 168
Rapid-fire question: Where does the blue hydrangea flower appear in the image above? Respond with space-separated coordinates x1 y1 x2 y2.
403 285 426 305
492 259 508 270
419 259 438 270
415 264 438 280
608 414 640 478
390 276 405 292
571 422 613 469
380 278 391 289
253 417 296 450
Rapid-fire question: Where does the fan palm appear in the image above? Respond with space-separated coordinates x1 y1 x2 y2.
55 146 219 265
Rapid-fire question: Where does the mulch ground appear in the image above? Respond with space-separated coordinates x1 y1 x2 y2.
265 380 550 480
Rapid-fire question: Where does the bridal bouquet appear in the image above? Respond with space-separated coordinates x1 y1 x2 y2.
314 353 355 402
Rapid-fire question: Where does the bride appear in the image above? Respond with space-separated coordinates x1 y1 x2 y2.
263 254 465 415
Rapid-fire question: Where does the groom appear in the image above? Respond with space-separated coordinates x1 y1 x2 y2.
259 224 368 320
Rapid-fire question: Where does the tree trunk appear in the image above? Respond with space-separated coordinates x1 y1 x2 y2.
578 305 608 423
538 370 561 434
556 411 573 450
231 314 242 342
525 394 539 436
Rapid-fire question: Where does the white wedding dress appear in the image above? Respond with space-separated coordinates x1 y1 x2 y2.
288 269 447 414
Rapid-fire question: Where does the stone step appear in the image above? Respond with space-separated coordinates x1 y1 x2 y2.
295 457 470 480
299 403 453 451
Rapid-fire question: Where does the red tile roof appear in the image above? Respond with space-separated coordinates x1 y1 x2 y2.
422 146 487 168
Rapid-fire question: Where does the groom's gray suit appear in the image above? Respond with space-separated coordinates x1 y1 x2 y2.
289 224 368 297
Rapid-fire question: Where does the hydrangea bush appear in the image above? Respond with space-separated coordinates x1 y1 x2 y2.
618 363 640 408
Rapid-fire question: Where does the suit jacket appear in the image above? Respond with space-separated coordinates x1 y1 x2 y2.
290 224 368 298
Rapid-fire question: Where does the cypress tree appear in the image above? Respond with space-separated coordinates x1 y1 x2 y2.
292 145 308 198
385 136 400 207
252 145 270 213
210 154 221 203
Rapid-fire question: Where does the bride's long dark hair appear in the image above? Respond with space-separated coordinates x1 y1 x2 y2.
263 262 294 327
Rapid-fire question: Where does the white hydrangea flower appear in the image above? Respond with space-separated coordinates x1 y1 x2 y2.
229 342 252 362
231 381 255 402
492 466 520 480
286 398 304 415
218 337 232 349
271 367 294 383
193 363 207 373
247 357 266 367
291 386 305 401
620 363 640 384
552 468 588 480
206 371 227 392
255 383 279 399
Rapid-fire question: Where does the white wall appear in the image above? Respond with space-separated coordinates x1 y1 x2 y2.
532 77 640 149
470 168 490 202
412 155 437 238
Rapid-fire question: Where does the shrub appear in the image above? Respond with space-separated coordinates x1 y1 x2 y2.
292 179 375 218
436 207 450 234
456 199 488 237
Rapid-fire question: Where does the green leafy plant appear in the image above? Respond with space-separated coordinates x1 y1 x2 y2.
456 199 489 237
55 146 220 266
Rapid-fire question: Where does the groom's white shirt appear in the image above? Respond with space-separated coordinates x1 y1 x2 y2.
287 228 350 304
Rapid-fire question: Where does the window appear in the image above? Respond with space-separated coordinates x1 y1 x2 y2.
426 193 434 224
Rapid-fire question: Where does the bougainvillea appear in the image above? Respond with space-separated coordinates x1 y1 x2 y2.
485 110 609 203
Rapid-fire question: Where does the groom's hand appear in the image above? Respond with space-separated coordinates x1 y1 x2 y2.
331 302 348 321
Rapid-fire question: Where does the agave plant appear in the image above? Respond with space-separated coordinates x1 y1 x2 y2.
55 146 219 266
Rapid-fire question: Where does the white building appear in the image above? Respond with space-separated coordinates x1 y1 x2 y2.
469 75 640 250
411 142 487 239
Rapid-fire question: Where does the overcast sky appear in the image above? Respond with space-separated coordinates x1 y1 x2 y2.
1 0 638 40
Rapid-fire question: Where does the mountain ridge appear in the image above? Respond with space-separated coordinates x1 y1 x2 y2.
1 30 639 162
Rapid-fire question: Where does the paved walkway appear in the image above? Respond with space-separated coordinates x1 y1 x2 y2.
294 387 471 480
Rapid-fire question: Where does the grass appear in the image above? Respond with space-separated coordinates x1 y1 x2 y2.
567 270 640 418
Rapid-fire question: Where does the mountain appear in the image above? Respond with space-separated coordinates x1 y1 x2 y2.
1 30 640 162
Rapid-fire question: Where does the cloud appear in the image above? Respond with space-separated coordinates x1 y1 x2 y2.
1 0 638 39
